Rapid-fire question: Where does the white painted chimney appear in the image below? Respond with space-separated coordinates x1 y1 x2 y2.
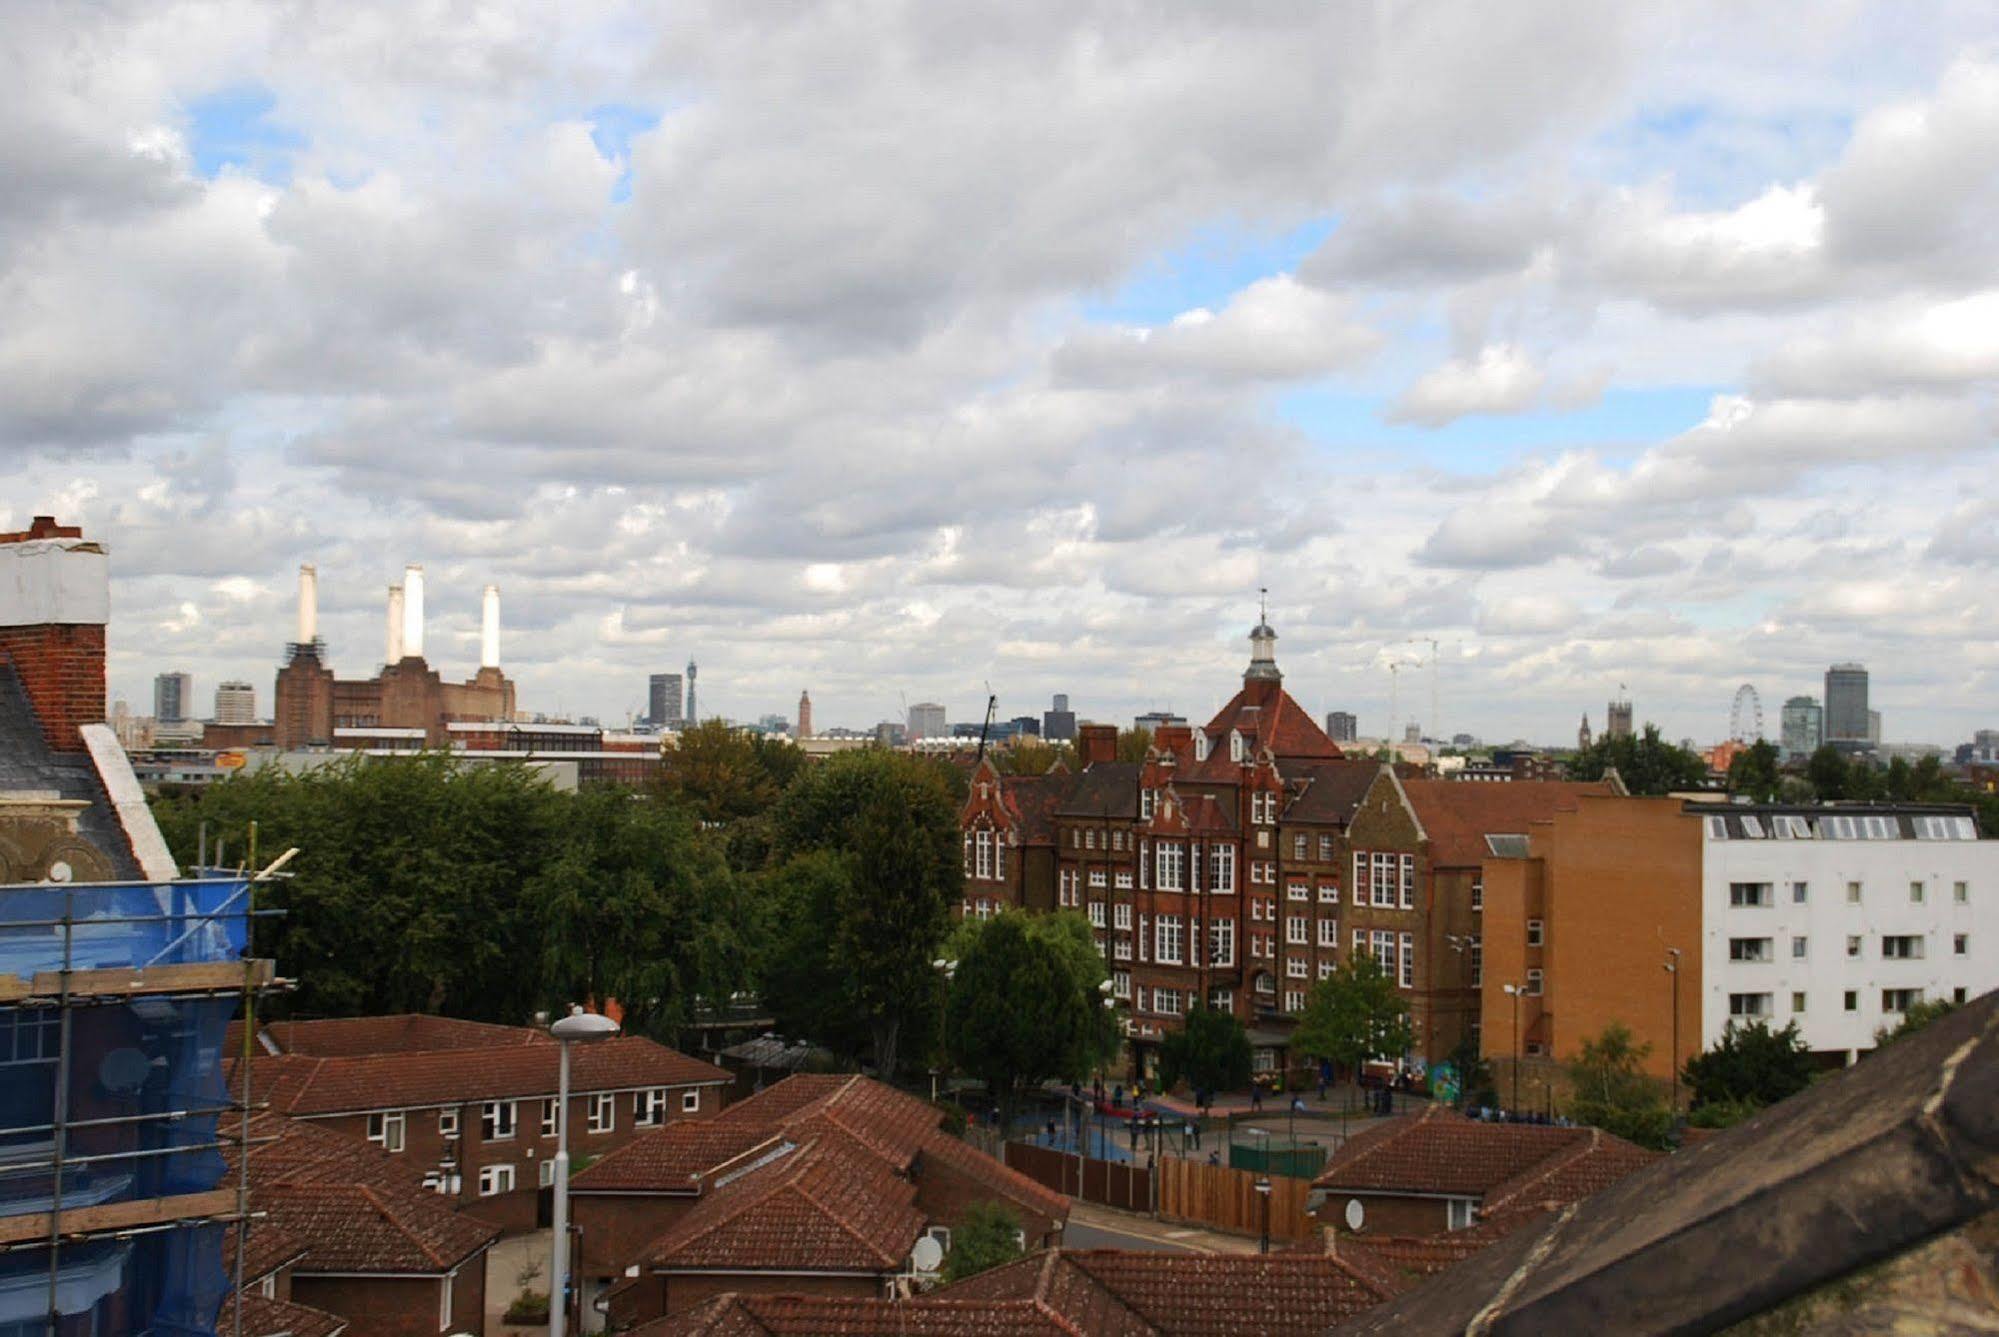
480 584 500 669
297 564 318 644
402 563 425 660
386 584 405 663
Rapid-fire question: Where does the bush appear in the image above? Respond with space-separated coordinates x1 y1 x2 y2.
942 1200 1025 1284
503 1290 549 1323
1686 1096 1763 1130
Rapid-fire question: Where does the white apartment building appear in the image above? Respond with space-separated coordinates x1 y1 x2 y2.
1694 803 1993 1063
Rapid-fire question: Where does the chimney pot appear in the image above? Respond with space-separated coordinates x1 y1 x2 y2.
401 564 425 660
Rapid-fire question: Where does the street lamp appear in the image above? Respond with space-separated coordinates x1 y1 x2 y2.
1501 984 1521 1112
1664 949 1682 1114
1254 1175 1273 1253
548 1007 619 1337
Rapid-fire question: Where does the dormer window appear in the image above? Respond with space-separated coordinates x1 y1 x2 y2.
1229 731 1245 762
1140 789 1156 820
1194 732 1209 761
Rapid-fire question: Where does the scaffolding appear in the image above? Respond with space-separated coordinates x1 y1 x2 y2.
0 863 288 1336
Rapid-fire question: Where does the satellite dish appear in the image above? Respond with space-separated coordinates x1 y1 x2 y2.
910 1236 944 1274
1344 1199 1366 1232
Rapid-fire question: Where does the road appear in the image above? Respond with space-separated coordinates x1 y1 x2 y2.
1062 1220 1196 1253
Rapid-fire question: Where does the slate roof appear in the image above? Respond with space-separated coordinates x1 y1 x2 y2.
1397 778 1619 867
234 1033 728 1115
1000 772 1075 845
0 663 140 880
230 1293 349 1337
230 1115 498 1276
1280 761 1381 826
1330 990 1999 1334
1056 762 1140 820
1312 1106 1657 1203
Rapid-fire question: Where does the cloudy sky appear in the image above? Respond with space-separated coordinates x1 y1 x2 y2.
6 2 1996 745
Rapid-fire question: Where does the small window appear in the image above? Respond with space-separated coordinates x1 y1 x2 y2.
1791 991 1807 1012
482 1100 517 1142
682 1089 702 1114
1525 968 1543 997
438 1107 459 1138
1910 880 1926 904
478 1164 516 1197
1791 881 1808 904
587 1093 615 1134
1526 919 1543 947
539 1158 558 1188
1844 990 1858 1012
540 1098 558 1138
1846 935 1861 958
1956 881 1970 903
1882 935 1925 960
1791 936 1808 960
1728 992 1771 1018
1881 987 1924 1014
1446 1198 1474 1231
1956 987 1969 1004
635 1089 667 1127
1846 881 1862 905
1706 816 1729 839
366 1110 406 1154
1955 933 1969 957
1470 875 1483 912
1729 882 1774 908
1728 937 1772 963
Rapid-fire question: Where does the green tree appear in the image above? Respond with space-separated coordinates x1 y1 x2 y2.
754 851 872 1062
1805 745 1848 799
1681 1020 1815 1112
1565 1023 1671 1149
1726 740 1783 802
999 739 1076 775
943 911 1120 1077
1566 724 1709 795
772 751 961 1077
1874 997 1959 1048
943 915 1097 1126
1115 728 1155 763
654 719 800 825
1157 1005 1252 1103
1291 955 1414 1080
941 1201 1024 1283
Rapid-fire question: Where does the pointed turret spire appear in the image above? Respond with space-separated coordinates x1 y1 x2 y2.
1246 589 1281 683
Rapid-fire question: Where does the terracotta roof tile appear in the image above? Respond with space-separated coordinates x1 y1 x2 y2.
637 1293 1081 1335
1332 1209 1551 1281
233 1034 728 1115
229 1292 349 1337
1313 1108 1652 1203
1201 682 1344 766
225 1221 309 1284
1000 773 1076 845
571 1122 783 1192
1055 763 1141 819
242 1014 550 1057
1397 778 1618 867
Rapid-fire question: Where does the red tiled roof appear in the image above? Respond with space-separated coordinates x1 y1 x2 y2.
585 1074 1067 1225
230 1292 349 1337
1480 1127 1661 1215
1201 680 1344 766
637 1293 1083 1335
1332 1209 1551 1281
225 1221 309 1283
1313 1108 1652 1204
1001 773 1074 846
233 1034 728 1115
243 1013 549 1057
1281 761 1380 826
1397 778 1619 867
230 1115 498 1275
641 1133 927 1272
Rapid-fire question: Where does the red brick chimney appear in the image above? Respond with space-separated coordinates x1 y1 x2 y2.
1153 723 1193 756
0 517 108 752
1077 723 1118 768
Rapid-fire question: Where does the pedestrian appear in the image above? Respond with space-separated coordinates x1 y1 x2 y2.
1208 1148 1220 1167
1251 1083 1263 1112
1046 1118 1057 1145
1185 1119 1198 1150
1114 1083 1124 1108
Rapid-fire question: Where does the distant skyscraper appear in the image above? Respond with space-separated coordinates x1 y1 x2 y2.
1606 695 1634 740
1326 711 1358 744
154 671 192 724
685 660 698 725
1043 693 1077 742
908 702 947 739
213 680 255 724
648 672 685 729
1824 663 1869 742
1780 696 1823 760
1867 710 1882 745
1134 711 1185 733
797 690 813 738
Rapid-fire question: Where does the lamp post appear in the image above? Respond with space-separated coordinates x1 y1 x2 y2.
1664 949 1682 1114
1254 1175 1272 1253
1501 984 1521 1113
548 1007 619 1337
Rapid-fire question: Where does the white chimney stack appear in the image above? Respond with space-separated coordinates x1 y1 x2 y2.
297 564 318 644
402 563 425 660
386 584 405 663
481 584 500 669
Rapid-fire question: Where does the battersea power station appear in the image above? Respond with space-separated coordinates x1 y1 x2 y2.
273 562 516 748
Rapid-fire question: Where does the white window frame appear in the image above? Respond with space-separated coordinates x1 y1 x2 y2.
367 1110 406 1154
635 1088 667 1127
1286 915 1307 946
1114 903 1132 930
681 1088 702 1114
1088 900 1107 928
1156 914 1184 965
1399 854 1415 909
1156 843 1185 892
478 1164 516 1197
1525 966 1543 996
483 1100 517 1142
1318 918 1337 948
1211 843 1235 893
1526 919 1543 947
1399 931 1414 988
975 829 993 880
438 1107 459 1139
1209 918 1235 967
587 1092 615 1135
540 1097 558 1138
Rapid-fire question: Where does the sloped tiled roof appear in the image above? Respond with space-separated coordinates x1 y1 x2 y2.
1331 1209 1552 1282
569 1121 783 1192
637 1293 1083 1335
249 1013 550 1057
640 1133 927 1271
1200 680 1343 765
234 1034 728 1115
1280 760 1380 826
0 663 141 880
224 1221 309 1284
229 1115 498 1276
1397 778 1619 867
1313 1106 1652 1202
1000 772 1076 845
230 1292 349 1337
1056 763 1140 819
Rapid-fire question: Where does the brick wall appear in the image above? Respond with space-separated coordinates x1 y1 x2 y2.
913 1151 1065 1248
1316 1191 1451 1236
574 1192 701 1277
292 1273 453 1337
0 623 105 753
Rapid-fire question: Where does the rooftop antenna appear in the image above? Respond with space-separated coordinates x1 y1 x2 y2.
1259 586 1268 624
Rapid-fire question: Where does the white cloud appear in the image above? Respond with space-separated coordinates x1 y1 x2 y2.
1388 345 1550 426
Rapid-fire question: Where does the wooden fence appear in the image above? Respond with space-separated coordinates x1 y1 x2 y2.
1003 1142 1153 1213
1157 1157 1317 1242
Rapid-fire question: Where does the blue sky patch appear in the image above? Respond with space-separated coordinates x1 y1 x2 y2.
186 85 306 182
1082 217 1336 324
588 103 662 202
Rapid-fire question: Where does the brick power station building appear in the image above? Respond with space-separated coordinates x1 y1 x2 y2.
273 562 516 748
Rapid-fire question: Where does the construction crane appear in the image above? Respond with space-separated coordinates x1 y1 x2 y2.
1405 637 1440 742
974 684 998 767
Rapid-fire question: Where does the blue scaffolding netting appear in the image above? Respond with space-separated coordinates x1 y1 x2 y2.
0 877 257 1336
